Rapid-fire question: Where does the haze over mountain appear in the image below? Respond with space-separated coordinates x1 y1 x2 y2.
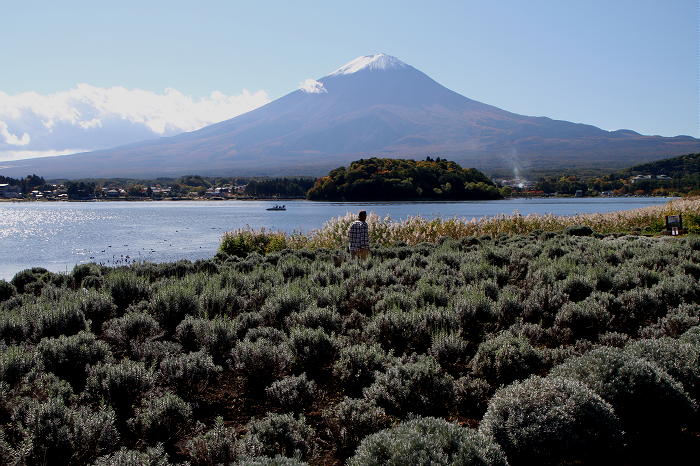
2 53 699 179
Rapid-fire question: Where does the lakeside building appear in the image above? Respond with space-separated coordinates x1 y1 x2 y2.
150 187 171 197
630 174 671 184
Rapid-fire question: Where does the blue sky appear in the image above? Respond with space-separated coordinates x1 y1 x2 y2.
0 0 697 160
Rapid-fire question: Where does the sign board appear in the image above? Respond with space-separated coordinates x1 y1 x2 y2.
664 215 684 236
665 215 682 229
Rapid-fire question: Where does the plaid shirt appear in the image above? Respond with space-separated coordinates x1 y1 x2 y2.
348 220 369 251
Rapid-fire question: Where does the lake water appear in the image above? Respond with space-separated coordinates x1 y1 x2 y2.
0 197 672 280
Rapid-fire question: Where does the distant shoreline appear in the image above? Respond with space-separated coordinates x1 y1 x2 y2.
0 196 307 203
0 194 676 203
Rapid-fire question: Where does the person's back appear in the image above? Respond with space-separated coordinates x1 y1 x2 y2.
348 211 369 259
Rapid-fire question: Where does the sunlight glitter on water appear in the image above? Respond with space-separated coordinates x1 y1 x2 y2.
0 208 115 240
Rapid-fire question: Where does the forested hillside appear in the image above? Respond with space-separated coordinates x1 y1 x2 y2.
307 157 502 201
532 153 700 196
623 152 700 177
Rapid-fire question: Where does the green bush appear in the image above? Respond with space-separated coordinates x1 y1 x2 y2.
233 311 265 339
18 398 119 465
365 307 454 355
38 302 89 341
625 338 700 401
129 392 192 444
492 288 525 327
551 347 696 438
639 304 700 339
197 284 242 318
451 291 495 341
554 301 611 341
285 306 342 334
0 345 39 386
0 279 16 302
81 275 103 289
364 310 424 355
186 416 236 466
481 376 623 465
103 312 162 354
597 331 630 348
373 289 416 314
219 229 288 257
92 445 171 466
348 417 507 466
453 376 492 418
72 263 102 288
0 302 89 344
237 413 316 460
20 398 73 464
233 456 308 465
150 282 199 333
159 350 222 396
13 371 74 405
131 341 180 367
565 225 594 236
244 326 287 344
364 355 453 417
680 325 700 345
175 316 237 365
104 270 151 310
278 256 311 281
612 287 665 334
322 397 389 457
560 274 595 302
76 289 117 332
85 360 156 419
332 343 391 396
69 406 120 464
232 339 291 391
471 332 542 386
37 331 112 389
11 267 51 294
261 286 311 326
654 275 700 308
429 332 470 374
287 326 337 374
266 373 317 412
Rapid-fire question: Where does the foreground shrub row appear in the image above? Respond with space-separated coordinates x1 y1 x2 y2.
0 232 699 464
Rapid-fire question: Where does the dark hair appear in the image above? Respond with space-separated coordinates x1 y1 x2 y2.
358 211 367 220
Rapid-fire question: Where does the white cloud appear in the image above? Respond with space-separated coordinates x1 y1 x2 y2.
0 121 30 146
299 78 327 94
0 84 271 161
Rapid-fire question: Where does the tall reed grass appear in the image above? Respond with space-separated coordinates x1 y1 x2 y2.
220 197 700 254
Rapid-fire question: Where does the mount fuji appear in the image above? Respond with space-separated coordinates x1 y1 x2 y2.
2 53 699 178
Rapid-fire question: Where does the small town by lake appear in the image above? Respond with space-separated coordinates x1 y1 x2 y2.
0 197 673 279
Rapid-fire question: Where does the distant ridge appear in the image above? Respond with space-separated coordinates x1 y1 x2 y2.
2 53 699 178
622 152 700 177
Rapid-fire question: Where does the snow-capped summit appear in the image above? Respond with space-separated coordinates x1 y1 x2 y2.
328 53 409 76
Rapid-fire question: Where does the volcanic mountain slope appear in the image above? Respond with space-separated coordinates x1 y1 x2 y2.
2 53 699 178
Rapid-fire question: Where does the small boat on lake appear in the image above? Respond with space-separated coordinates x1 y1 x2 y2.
266 205 286 211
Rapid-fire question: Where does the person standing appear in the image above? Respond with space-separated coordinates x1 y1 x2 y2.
348 210 370 259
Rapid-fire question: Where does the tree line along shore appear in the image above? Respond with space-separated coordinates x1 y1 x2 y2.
2 152 699 201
